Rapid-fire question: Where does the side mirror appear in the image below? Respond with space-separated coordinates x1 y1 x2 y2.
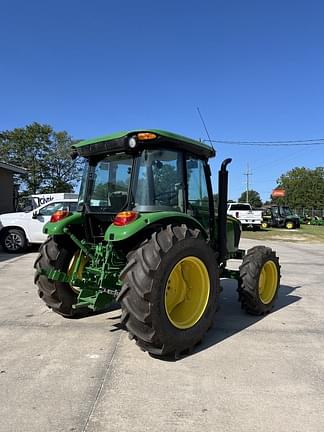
32 211 38 219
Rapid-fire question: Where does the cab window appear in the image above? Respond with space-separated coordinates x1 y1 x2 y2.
186 157 210 230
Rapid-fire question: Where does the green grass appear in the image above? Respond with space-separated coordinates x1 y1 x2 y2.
241 224 324 243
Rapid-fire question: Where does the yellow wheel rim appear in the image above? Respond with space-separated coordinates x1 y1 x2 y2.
164 256 210 329
261 222 268 229
258 261 278 304
286 222 293 229
67 251 88 293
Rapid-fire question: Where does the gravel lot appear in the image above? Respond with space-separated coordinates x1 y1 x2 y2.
0 239 323 432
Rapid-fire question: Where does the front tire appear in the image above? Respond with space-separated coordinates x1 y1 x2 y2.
1 228 27 253
118 224 220 357
238 246 280 315
285 221 294 229
34 236 78 317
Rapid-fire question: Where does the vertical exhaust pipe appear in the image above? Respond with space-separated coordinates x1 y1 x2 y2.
218 158 232 264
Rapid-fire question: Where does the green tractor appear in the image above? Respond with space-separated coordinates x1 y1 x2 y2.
34 130 280 358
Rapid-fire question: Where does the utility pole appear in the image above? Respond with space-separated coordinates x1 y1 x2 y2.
244 164 252 203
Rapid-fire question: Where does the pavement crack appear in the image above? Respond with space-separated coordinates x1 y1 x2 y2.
82 331 122 432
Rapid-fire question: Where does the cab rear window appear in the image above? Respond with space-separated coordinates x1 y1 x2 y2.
229 204 251 211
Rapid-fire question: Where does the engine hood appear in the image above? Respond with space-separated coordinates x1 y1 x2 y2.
0 211 29 222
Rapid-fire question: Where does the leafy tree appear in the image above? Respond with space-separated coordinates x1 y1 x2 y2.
238 190 262 207
274 167 324 208
0 122 82 194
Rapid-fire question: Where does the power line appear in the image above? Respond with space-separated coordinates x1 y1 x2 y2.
204 138 324 147
205 140 324 147
207 137 324 143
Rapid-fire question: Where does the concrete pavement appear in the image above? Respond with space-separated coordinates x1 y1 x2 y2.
0 240 323 432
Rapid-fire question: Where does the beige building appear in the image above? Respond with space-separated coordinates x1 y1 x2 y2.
0 162 26 214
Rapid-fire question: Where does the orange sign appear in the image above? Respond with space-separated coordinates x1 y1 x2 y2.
272 189 285 197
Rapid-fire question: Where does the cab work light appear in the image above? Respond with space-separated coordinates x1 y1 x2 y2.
113 211 138 226
50 210 70 223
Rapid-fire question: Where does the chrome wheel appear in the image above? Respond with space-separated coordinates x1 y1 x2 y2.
4 232 24 251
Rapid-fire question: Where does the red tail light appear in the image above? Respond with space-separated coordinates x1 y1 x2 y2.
113 211 138 226
50 210 70 223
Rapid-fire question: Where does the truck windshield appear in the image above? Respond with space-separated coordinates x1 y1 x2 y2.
86 155 133 212
280 206 293 216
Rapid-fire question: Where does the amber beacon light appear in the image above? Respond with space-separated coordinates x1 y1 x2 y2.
137 132 157 140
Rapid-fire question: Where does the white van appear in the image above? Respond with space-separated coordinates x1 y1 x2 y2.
0 198 78 252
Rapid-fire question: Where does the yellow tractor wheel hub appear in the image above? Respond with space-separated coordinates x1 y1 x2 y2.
258 260 278 304
164 256 210 329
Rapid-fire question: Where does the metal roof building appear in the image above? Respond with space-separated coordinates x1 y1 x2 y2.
0 162 26 214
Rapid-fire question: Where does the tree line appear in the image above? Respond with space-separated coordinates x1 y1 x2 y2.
0 123 323 210
237 166 324 209
0 122 82 195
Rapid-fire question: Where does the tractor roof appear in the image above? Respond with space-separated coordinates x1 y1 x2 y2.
72 129 215 159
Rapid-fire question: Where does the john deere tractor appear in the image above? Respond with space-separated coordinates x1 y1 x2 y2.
34 130 280 357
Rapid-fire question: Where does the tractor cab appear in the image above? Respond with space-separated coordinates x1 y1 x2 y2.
75 130 222 243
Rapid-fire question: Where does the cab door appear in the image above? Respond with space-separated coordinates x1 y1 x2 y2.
186 156 213 233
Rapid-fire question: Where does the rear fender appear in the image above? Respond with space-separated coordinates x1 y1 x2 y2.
104 211 208 242
43 212 84 236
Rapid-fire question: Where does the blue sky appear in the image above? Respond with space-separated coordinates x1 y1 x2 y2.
1 0 324 201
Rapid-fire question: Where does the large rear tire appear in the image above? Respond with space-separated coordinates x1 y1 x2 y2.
34 236 79 317
238 246 280 315
117 224 220 358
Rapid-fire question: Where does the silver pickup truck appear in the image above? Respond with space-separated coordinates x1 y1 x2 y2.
227 202 262 230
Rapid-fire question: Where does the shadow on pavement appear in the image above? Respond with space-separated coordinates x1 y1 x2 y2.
108 278 301 361
0 250 24 263
195 279 301 355
0 245 40 263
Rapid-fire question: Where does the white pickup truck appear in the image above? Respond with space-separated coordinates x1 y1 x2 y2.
0 198 78 253
227 202 262 230
20 192 78 211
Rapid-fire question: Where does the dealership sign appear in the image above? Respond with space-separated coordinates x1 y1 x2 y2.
272 189 285 197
